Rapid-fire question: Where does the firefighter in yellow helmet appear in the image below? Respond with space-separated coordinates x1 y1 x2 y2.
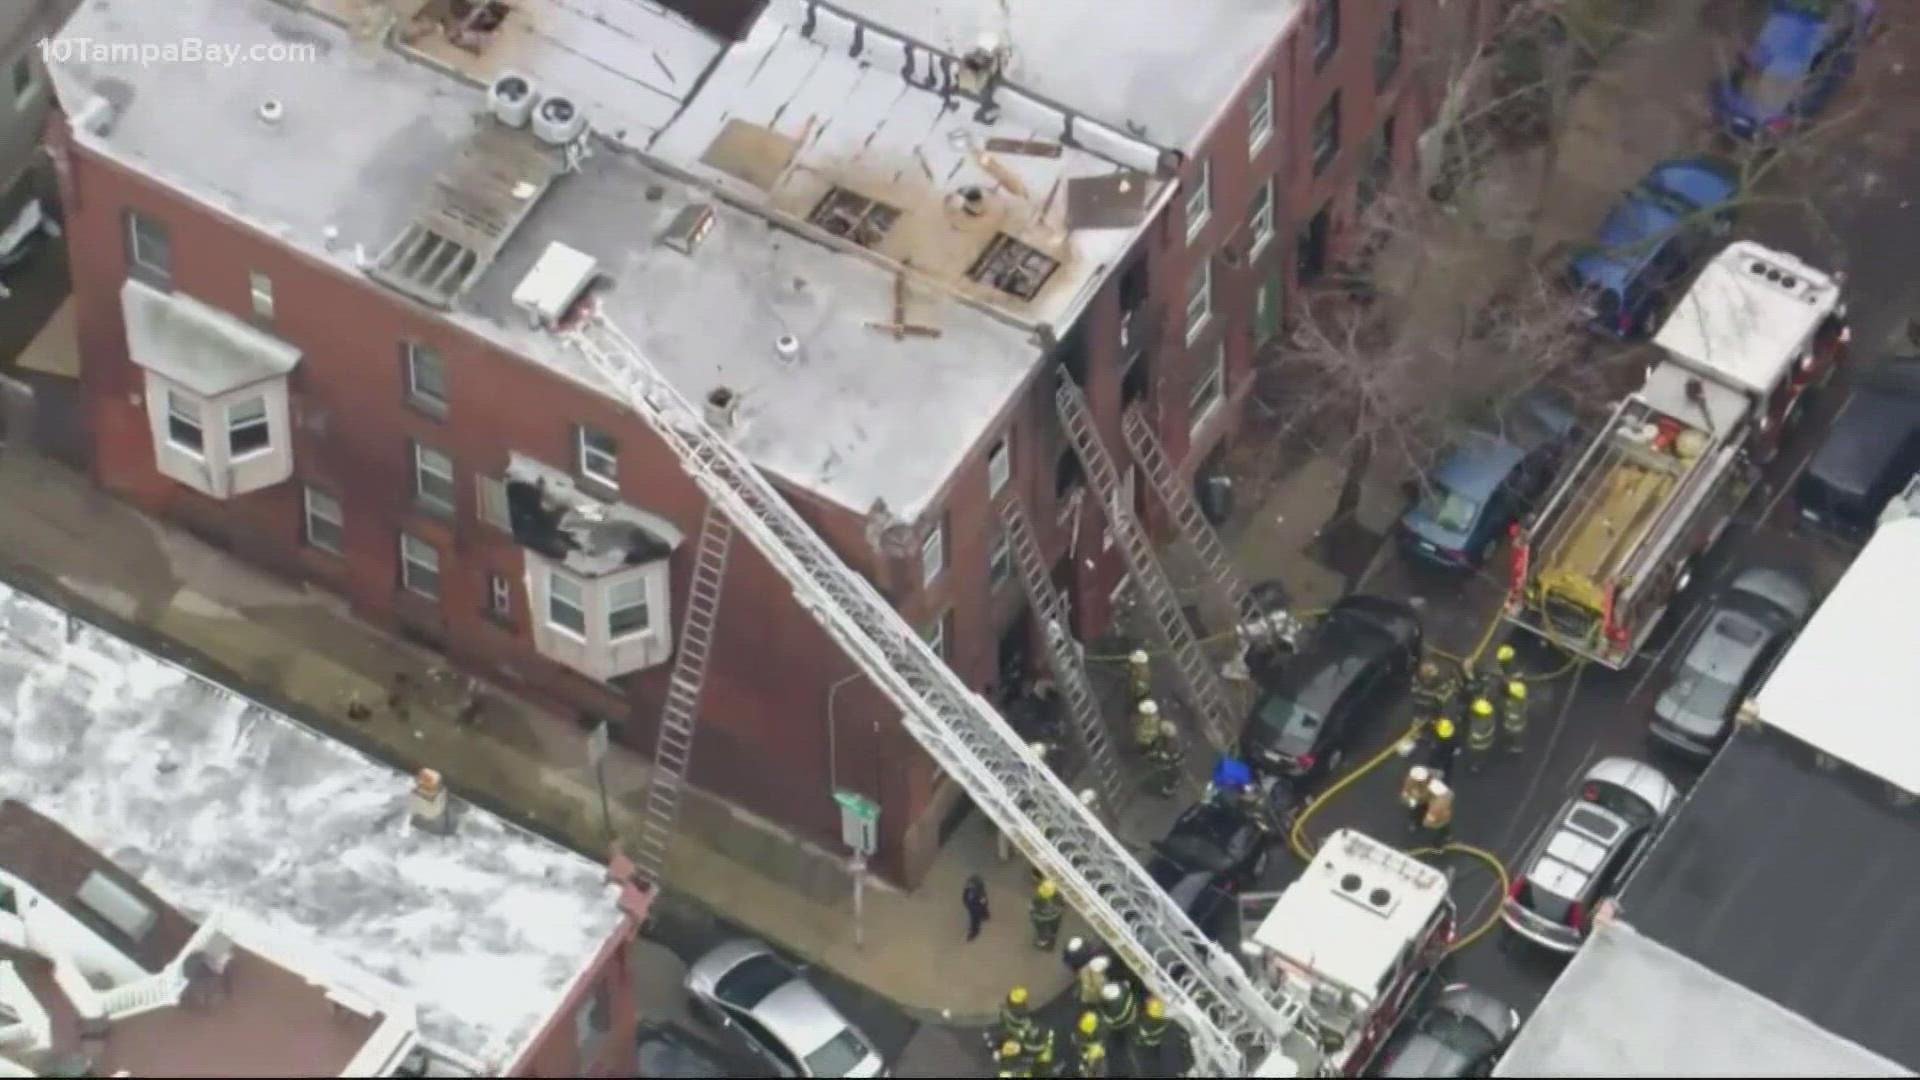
1031 878 1063 950
1504 678 1530 755
1426 715 1460 779
1133 994 1170 1074
995 1037 1030 1077
999 986 1034 1046
1071 1009 1104 1060
1079 1039 1110 1078
1494 642 1518 678
1466 695 1497 771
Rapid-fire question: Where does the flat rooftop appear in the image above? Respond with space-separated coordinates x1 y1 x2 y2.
1754 517 1920 794
44 0 1105 519
0 581 626 1071
1617 725 1920 1071
1493 919 1905 1078
782 0 1307 152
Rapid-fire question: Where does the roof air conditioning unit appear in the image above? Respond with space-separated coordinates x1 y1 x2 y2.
513 241 599 328
534 95 587 146
490 73 538 128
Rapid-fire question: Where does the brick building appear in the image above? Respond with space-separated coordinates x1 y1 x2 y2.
44 0 1473 887
0 580 653 1077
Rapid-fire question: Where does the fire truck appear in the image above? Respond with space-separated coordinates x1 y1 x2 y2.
1505 241 1848 668
1244 829 1456 1076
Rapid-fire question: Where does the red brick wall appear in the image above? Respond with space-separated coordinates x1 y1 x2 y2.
511 913 642 1077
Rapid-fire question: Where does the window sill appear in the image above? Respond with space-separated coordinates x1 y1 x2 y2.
547 620 590 644
483 608 515 632
413 497 457 522
1249 129 1273 159
126 265 173 293
230 446 274 463
405 396 450 423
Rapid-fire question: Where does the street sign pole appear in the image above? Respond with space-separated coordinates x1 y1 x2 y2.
833 789 879 951
588 721 613 847
850 850 868 949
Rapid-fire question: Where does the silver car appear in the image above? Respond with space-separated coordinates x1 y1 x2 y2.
684 940 886 1078
1501 758 1679 954
1373 984 1522 1078
1651 567 1814 759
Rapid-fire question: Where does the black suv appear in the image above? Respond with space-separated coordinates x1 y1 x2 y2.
1144 797 1273 939
1241 596 1423 784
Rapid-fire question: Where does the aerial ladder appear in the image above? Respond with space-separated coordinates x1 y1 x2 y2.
998 495 1126 814
559 305 1308 1077
629 503 734 890
1054 380 1238 754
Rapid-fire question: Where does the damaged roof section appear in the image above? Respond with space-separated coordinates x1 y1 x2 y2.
504 453 683 576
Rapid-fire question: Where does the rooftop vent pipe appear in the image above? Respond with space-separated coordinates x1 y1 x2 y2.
410 768 453 835
774 334 802 365
706 387 739 434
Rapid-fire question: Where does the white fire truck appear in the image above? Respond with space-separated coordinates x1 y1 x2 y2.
1244 830 1457 1076
1505 241 1848 668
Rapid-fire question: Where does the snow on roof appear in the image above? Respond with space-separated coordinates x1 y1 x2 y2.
1652 241 1843 397
1494 919 1906 1078
47 0 1048 520
649 2 1171 334
1251 830 1449 999
777 0 1307 152
1754 517 1920 793
0 582 625 1072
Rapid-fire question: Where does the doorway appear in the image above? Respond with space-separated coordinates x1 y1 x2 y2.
1296 202 1331 284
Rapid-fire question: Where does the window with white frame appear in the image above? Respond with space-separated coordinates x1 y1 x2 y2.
578 426 618 488
1248 76 1274 155
249 271 274 320
125 210 171 284
1190 340 1226 433
608 577 649 639
1248 180 1275 259
412 442 456 514
548 569 588 636
489 574 512 618
165 390 203 453
1184 158 1212 244
987 435 1012 496
988 531 1012 590
227 396 270 457
920 611 950 660
303 486 343 554
1184 260 1213 344
404 341 447 414
399 533 440 600
920 520 947 586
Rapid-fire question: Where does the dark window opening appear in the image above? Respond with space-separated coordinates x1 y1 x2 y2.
1058 323 1089 387
0 883 14 915
1376 8 1404 88
1312 91 1342 175
1119 258 1150 313
1314 0 1341 68
808 187 901 248
1297 204 1331 284
1359 113 1396 210
1121 352 1151 407
968 233 1061 301
1055 448 1084 498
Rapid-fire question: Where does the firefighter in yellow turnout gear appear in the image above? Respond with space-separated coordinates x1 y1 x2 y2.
998 986 1035 1047
1504 679 1530 754
1031 879 1063 950
1132 994 1170 1075
1132 698 1162 757
1145 720 1185 798
1466 695 1497 771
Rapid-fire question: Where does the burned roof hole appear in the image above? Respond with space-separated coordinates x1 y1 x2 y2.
968 233 1059 302
434 0 513 55
808 187 900 248
1339 873 1362 893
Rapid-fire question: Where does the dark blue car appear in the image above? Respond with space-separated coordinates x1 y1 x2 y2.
1567 157 1739 339
1401 390 1579 569
1712 0 1874 140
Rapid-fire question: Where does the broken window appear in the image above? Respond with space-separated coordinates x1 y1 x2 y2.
968 233 1060 302
1313 91 1342 175
1055 448 1083 499
808 188 901 248
439 0 513 55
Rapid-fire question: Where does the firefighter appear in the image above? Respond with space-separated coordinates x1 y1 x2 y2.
1400 764 1433 835
1132 698 1163 757
1504 679 1530 755
1022 1022 1056 1077
1146 720 1185 797
1409 659 1454 723
1133 994 1170 1075
1031 878 1064 950
1062 935 1093 977
1127 649 1153 703
1100 979 1138 1042
1079 1040 1110 1078
1078 955 1110 1007
995 1038 1031 1077
1071 1010 1104 1058
1493 643 1518 681
1466 696 1498 771
1030 739 1062 777
1419 777 1454 847
1426 716 1460 779
999 987 1035 1045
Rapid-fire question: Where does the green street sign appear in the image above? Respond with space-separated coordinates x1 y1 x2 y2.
833 789 879 821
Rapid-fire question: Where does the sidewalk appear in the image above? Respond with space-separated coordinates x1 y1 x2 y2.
0 443 1068 1027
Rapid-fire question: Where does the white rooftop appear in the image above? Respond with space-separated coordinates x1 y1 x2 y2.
779 0 1307 152
0 582 626 1072
1652 241 1843 397
1251 830 1450 998
1754 517 1920 794
649 1 1171 332
46 0 1063 519
1494 919 1907 1078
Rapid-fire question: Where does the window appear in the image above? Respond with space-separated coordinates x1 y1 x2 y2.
987 436 1012 496
577 425 618 488
1055 449 1083 499
303 486 344 554
967 233 1060 301
921 520 946 586
165 390 203 453
0 882 14 915
12 57 35 108
1256 269 1285 348
1248 77 1274 155
126 210 172 285
1184 158 1212 243
988 531 1012 590
1313 92 1342 174
548 570 587 636
1360 114 1396 210
404 342 447 414
1376 7 1404 88
608 577 649 638
399 533 440 600
489 574 512 618
808 187 901 248
1190 340 1226 433
249 271 274 320
1184 259 1213 344
412 442 456 515
1314 0 1340 68
920 611 950 661
1247 180 1275 258
227 396 270 457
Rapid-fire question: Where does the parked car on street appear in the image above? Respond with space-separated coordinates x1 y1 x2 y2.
1145 796 1273 938
684 940 886 1078
1566 157 1739 339
1242 596 1422 784
1795 356 1920 542
1400 389 1580 569
1502 757 1679 954
1651 566 1814 759
1371 984 1522 1078
1712 0 1875 141
638 1020 747 1079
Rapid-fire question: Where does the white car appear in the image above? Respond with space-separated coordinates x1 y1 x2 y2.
684 939 886 1078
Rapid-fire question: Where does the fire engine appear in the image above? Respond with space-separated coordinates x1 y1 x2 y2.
1244 829 1456 1076
1506 241 1848 668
